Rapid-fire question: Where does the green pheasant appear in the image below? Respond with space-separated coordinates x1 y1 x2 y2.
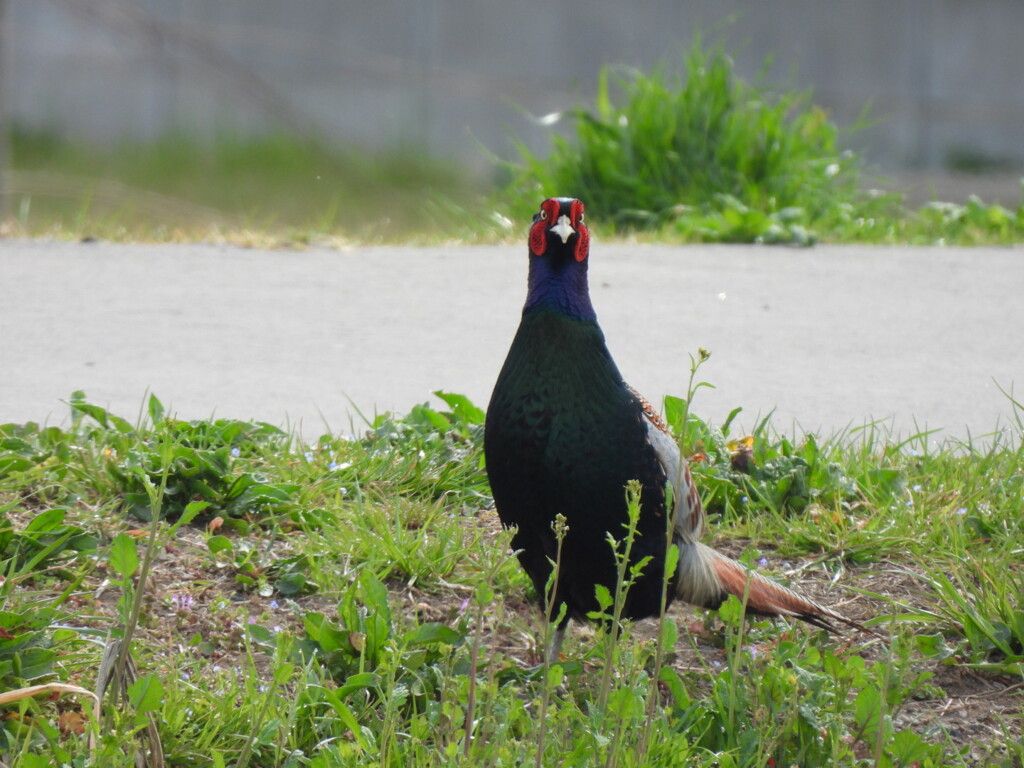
484 197 870 659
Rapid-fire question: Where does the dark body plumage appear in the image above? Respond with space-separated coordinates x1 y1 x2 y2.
485 197 873 654
485 307 671 621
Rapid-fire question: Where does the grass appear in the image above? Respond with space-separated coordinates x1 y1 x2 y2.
6 127 487 245
5 39 1024 247
1 384 1022 767
500 41 1024 246
503 43 865 240
2 37 1023 758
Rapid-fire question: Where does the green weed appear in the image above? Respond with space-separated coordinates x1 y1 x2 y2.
501 40 1024 246
8 68 1024 246
0 390 1021 766
903 552 1024 676
502 39 888 243
8 127 482 242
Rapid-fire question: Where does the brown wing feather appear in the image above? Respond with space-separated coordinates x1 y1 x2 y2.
627 385 705 542
627 387 878 638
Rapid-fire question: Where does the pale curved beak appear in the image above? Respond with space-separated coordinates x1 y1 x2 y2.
549 214 576 243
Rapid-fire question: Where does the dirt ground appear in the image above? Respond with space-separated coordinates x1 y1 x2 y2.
43 509 1021 765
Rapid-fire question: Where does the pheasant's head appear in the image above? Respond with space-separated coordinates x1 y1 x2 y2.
523 197 595 320
528 197 590 263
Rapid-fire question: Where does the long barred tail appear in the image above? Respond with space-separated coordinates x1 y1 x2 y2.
675 541 878 636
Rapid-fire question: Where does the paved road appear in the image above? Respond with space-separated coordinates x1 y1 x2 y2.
2 239 1021 445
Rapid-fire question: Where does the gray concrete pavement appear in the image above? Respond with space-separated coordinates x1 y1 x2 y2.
1 240 1021 444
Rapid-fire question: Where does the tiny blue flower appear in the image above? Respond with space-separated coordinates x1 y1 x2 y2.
912 484 922 492
269 600 279 609
955 507 968 515
304 451 313 461
740 496 748 503
328 462 338 471
231 447 241 457
757 557 768 568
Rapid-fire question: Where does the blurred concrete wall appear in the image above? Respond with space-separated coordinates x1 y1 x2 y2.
10 0 1024 173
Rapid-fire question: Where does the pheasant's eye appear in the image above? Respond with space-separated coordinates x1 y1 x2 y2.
539 209 548 220
579 213 585 222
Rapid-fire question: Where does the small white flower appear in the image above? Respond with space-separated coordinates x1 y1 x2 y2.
533 112 562 126
491 212 513 229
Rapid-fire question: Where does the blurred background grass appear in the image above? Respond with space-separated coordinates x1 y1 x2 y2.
8 128 487 242
9 57 1022 247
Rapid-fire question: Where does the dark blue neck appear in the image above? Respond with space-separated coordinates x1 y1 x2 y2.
523 253 596 321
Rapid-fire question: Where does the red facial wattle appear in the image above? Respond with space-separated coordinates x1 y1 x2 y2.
528 198 561 256
569 199 589 262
